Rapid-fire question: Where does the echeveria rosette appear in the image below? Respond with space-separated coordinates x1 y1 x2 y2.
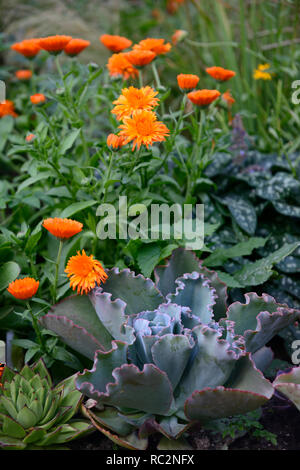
0 359 93 449
40 248 300 449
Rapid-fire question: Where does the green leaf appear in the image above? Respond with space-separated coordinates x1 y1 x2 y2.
16 171 56 193
137 244 162 278
203 237 267 267
233 242 300 287
59 129 81 155
221 195 257 235
59 200 97 218
0 261 21 291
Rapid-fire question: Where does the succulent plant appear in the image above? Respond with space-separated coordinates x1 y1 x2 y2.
0 359 93 449
273 367 300 411
41 248 300 449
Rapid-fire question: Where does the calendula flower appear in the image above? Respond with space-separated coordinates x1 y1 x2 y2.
100 34 132 52
107 53 139 80
15 69 32 80
26 133 36 142
119 109 170 150
206 66 236 81
133 38 171 55
64 38 90 56
0 100 18 118
222 90 235 106
177 73 200 90
39 35 72 54
30 93 46 105
124 50 156 67
43 217 83 239
65 250 108 295
107 133 126 150
11 39 41 58
172 29 188 45
187 89 221 106
253 64 272 80
0 364 5 388
112 86 159 120
7 278 39 300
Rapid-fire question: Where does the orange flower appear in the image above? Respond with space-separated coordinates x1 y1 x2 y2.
100 34 132 52
124 50 156 67
119 110 170 150
177 74 199 90
7 277 39 300
222 90 235 106
30 93 46 105
0 100 18 118
107 53 139 80
15 69 32 80
0 363 5 388
205 66 236 81
112 86 159 121
65 249 108 295
26 133 36 142
64 38 90 56
187 89 221 106
11 39 41 58
133 38 171 55
43 217 83 239
107 133 126 150
172 30 188 45
39 35 72 54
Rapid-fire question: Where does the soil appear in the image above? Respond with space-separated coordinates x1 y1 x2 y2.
68 394 300 451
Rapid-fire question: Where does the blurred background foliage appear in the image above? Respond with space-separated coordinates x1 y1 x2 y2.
1 0 300 152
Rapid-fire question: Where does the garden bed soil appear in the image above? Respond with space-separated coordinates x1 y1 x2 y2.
68 395 300 451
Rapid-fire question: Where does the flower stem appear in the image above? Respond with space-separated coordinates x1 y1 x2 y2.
151 62 165 116
138 69 143 88
26 301 44 349
53 239 63 304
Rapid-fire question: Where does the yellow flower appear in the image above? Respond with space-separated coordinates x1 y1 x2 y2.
253 64 272 81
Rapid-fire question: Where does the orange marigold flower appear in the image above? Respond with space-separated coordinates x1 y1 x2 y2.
65 249 108 295
7 277 39 300
222 90 235 106
187 89 221 106
15 69 32 80
205 66 236 81
177 73 200 90
26 133 36 142
119 109 170 150
30 93 46 105
64 38 90 56
0 100 18 118
172 29 188 45
107 133 126 150
133 38 171 55
43 217 83 239
39 35 72 54
107 53 139 80
11 39 41 58
100 34 132 52
112 86 159 121
0 363 5 388
124 49 156 67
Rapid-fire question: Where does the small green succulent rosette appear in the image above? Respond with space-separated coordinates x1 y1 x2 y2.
0 359 93 449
